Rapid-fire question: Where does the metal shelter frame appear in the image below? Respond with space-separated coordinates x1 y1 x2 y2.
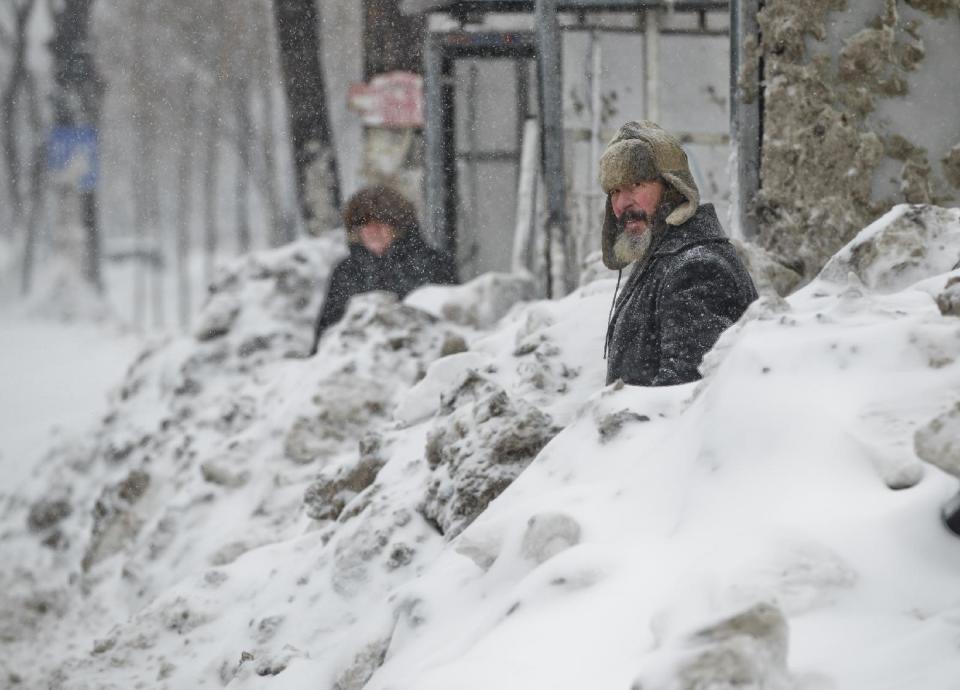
407 0 734 294
423 31 537 262
730 0 761 241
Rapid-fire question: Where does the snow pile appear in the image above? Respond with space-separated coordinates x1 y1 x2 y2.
0 231 599 688
820 204 960 292
420 370 563 538
731 238 804 296
406 272 537 329
1 237 352 682
916 403 960 481
4 205 960 689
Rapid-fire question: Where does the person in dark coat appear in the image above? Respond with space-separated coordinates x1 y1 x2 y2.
310 186 458 354
599 120 758 386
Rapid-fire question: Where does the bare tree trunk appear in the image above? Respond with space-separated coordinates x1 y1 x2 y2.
17 53 45 294
176 76 197 331
129 5 151 328
362 0 424 78
203 103 220 288
49 0 104 293
146 134 165 329
258 79 286 246
127 7 168 329
233 78 253 254
1 0 38 235
200 1 228 288
20 142 45 295
1 76 24 232
131 115 149 329
82 189 101 289
255 3 286 246
273 0 341 235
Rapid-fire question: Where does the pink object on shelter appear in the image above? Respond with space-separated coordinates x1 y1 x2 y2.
348 71 424 128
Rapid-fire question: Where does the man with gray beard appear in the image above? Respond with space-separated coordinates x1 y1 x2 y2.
600 121 757 386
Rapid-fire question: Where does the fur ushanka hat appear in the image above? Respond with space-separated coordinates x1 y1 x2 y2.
598 120 700 270
342 185 420 244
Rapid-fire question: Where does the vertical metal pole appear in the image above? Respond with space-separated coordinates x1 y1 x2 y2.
731 0 762 241
82 190 101 291
515 59 530 157
424 33 456 254
424 33 443 246
643 8 660 124
440 55 457 256
50 0 103 294
466 63 480 256
589 31 602 178
535 0 570 297
513 117 540 274
585 29 603 260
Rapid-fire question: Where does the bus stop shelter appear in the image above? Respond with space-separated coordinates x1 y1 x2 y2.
402 0 733 295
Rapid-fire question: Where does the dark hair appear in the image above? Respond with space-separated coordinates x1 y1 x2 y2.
342 186 419 239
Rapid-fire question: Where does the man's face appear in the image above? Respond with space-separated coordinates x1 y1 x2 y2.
359 221 397 257
610 180 665 238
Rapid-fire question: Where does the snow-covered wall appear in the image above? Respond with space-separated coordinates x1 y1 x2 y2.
747 0 960 280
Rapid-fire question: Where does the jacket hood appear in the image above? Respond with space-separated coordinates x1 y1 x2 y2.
599 120 700 270
648 203 723 257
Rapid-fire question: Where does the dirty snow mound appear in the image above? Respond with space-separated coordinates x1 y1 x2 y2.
819 204 960 291
5 205 960 690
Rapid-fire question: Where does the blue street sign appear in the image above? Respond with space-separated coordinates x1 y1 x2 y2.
47 126 98 192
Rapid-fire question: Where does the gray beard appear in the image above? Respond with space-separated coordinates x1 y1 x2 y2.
611 200 675 266
612 227 653 265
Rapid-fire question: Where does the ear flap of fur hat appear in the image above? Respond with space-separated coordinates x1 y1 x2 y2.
660 172 698 226
600 195 623 270
598 121 700 269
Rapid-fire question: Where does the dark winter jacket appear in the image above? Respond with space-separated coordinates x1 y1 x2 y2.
311 231 458 353
604 203 757 386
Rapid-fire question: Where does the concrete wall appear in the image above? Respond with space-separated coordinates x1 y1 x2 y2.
749 0 960 279
822 2 960 207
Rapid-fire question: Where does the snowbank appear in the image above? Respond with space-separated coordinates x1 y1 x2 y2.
3 205 960 690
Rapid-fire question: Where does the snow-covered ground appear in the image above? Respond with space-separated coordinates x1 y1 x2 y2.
2 205 960 690
0 308 140 493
